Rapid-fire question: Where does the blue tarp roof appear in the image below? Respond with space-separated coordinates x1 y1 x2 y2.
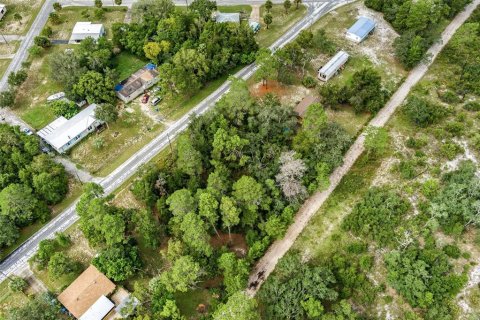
347 17 376 40
145 63 156 70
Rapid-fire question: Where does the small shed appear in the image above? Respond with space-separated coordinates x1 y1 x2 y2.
0 4 6 21
294 95 319 118
215 12 241 23
346 17 376 43
318 50 349 82
249 20 261 33
69 22 105 44
79 296 115 320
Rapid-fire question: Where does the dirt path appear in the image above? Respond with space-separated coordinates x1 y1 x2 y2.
246 0 480 296
250 5 261 22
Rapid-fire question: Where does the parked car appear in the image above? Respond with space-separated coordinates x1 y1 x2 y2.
151 96 162 106
22 127 33 136
142 94 150 104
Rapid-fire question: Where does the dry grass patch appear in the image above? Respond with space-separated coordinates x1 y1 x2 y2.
0 0 45 35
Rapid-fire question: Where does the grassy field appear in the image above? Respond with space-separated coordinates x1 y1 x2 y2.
0 0 45 35
112 51 147 81
46 6 128 40
69 105 164 176
256 4 307 48
0 59 10 79
0 279 29 319
217 5 252 14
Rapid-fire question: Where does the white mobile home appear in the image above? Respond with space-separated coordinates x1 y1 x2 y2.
346 17 376 43
37 104 103 153
318 51 349 82
69 22 105 44
0 4 6 21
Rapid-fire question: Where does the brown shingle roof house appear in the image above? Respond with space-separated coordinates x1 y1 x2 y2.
58 265 116 319
294 95 319 118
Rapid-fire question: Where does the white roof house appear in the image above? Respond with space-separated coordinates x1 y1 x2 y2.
346 17 376 43
69 22 105 44
37 104 103 153
318 50 349 82
215 12 240 23
0 4 6 21
79 296 115 320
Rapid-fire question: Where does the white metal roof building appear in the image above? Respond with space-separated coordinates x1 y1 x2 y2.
215 12 241 23
0 4 6 21
79 296 115 320
69 22 105 44
318 50 349 82
346 17 376 43
37 104 103 153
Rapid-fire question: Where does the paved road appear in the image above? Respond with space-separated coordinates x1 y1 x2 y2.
246 0 480 296
0 0 347 281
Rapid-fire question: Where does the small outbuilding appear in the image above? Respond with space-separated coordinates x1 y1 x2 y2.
345 17 376 43
69 22 105 44
115 63 160 103
294 95 319 119
37 104 103 153
318 50 349 82
0 4 6 21
249 20 261 33
214 12 241 23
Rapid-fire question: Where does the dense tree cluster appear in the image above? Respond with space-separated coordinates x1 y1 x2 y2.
260 252 370 319
386 241 467 319
343 187 410 247
365 0 471 69
113 0 257 97
403 95 447 127
0 125 68 248
76 183 151 281
124 80 351 318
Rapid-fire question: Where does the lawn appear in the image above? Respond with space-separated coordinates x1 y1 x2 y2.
0 40 20 56
111 51 147 81
256 4 307 48
68 105 164 176
217 5 252 14
13 45 67 129
46 6 128 40
0 0 46 35
0 59 10 80
0 279 29 319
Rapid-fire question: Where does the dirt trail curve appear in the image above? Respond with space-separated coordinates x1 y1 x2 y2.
246 0 480 297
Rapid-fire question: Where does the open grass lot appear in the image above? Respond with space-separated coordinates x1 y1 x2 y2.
256 4 307 48
112 51 147 81
0 59 11 79
46 6 128 40
0 280 30 319
0 0 45 35
13 45 67 129
217 5 252 14
0 40 20 56
69 105 164 176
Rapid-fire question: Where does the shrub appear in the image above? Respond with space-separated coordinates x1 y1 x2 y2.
443 244 461 259
7 70 28 87
28 45 43 57
403 95 447 127
41 26 53 38
8 276 28 293
440 141 464 160
34 36 51 48
302 75 316 88
438 90 460 104
398 160 416 179
49 12 61 25
463 101 480 111
94 8 104 20
93 137 105 150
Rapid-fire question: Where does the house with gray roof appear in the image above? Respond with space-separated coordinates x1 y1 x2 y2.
345 17 376 43
115 64 159 103
37 104 103 153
